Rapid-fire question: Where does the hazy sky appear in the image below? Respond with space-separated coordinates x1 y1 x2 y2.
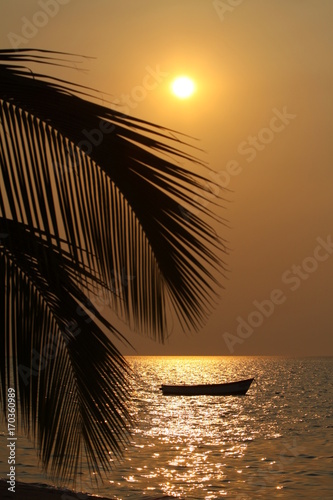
1 0 333 356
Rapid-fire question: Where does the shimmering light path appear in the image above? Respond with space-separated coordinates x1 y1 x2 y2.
1 357 332 499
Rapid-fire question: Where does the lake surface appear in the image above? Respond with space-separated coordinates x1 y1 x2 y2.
1 356 333 499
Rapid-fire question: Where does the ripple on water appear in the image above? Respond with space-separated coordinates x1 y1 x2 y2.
1 356 332 498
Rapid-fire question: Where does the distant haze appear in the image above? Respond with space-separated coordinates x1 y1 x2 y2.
1 0 332 355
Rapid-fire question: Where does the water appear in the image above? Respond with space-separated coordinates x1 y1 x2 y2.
1 356 333 499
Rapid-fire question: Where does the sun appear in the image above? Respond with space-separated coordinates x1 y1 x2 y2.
171 76 196 99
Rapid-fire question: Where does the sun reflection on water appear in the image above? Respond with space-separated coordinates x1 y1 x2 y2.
124 356 259 498
2 357 332 498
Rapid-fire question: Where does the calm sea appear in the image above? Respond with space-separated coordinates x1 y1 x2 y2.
1 356 333 499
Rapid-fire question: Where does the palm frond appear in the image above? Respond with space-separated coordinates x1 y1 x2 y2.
0 49 227 482
0 219 132 481
0 48 227 336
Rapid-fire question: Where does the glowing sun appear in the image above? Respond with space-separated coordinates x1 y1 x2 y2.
171 76 196 99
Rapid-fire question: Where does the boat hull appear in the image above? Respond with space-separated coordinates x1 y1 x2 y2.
160 378 254 396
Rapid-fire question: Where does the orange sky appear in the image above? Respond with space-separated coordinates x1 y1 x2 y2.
1 0 333 356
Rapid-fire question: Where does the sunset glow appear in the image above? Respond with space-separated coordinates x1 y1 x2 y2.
171 76 196 99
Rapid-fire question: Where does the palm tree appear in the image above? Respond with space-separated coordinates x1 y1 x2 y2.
0 49 227 484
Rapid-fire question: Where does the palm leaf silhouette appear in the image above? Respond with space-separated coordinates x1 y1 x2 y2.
0 49 227 482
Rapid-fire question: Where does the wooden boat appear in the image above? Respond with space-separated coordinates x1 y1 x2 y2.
160 378 254 396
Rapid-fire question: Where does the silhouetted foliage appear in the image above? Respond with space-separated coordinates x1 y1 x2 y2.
0 49 226 483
